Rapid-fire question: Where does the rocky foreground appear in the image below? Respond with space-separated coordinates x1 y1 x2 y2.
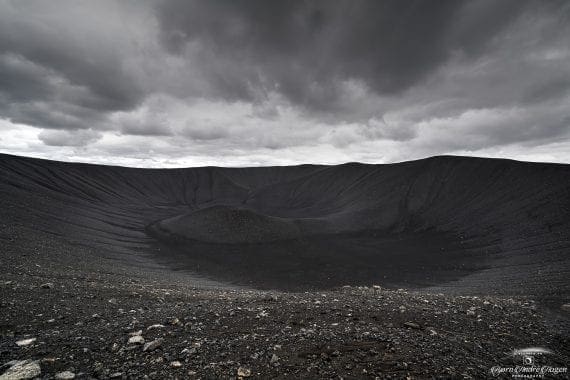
0 226 569 379
1 274 569 379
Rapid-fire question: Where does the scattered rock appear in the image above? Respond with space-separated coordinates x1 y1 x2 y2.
561 303 570 312
181 347 197 356
143 338 164 352
270 353 280 364
128 335 145 345
0 360 41 380
466 306 477 316
426 326 438 335
168 317 181 326
40 283 53 289
170 361 182 368
55 371 76 379
147 324 165 330
403 322 421 329
237 367 252 377
15 338 36 347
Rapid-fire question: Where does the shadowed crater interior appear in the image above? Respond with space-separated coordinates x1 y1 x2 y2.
149 205 303 244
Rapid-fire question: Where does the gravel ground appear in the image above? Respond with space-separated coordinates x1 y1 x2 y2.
1 226 569 379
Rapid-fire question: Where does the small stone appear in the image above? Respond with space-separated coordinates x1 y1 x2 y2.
15 338 36 347
561 303 570 312
403 322 421 329
237 367 252 377
264 295 279 302
270 353 280 364
128 335 145 345
170 361 182 368
40 283 53 289
129 330 142 336
109 372 122 378
108 298 117 304
55 371 76 379
0 360 41 379
147 324 165 330
143 338 164 352
181 347 197 356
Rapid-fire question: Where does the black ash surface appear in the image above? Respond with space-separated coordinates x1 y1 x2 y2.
1 154 569 378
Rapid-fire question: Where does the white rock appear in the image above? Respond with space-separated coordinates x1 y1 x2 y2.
0 360 41 380
147 324 165 330
143 338 164 352
128 335 145 345
169 361 182 368
55 371 76 379
237 367 251 377
15 338 36 347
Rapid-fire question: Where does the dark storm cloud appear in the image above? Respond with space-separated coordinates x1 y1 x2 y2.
156 0 528 110
0 1 147 131
0 0 569 164
0 53 54 102
0 5 144 112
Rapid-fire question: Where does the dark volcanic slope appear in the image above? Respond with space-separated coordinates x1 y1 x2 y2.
1 154 569 296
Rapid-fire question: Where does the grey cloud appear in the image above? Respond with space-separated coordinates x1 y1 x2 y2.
155 0 529 109
0 1 145 112
0 1 148 133
182 125 228 141
0 53 55 102
38 128 102 147
120 122 172 137
522 79 570 105
0 0 569 165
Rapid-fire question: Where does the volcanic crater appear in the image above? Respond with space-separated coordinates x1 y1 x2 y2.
1 153 568 295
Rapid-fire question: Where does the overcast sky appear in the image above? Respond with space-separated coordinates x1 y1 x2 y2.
1 0 569 167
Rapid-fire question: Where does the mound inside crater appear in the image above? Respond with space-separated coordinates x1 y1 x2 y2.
149 205 302 244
